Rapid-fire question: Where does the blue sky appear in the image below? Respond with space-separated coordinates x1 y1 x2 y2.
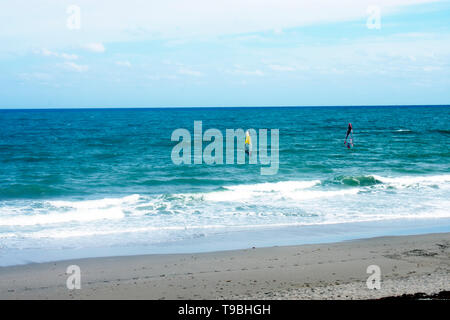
0 0 449 108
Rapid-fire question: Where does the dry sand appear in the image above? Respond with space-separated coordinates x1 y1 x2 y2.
0 232 449 299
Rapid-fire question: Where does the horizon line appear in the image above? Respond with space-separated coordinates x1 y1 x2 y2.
1 104 449 110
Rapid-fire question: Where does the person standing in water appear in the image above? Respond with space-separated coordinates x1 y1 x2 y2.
245 130 252 156
344 123 353 148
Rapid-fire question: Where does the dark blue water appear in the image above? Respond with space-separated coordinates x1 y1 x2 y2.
0 106 449 265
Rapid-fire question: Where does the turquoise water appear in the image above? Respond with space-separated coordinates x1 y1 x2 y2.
0 106 449 265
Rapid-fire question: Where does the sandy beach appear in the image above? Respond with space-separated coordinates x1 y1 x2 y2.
0 232 449 300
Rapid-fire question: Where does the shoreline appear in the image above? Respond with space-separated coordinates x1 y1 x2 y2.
3 217 450 268
1 232 449 299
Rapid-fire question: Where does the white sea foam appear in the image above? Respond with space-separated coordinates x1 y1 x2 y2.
48 194 140 209
280 188 360 200
0 194 141 226
0 207 124 226
372 174 450 188
3 205 449 241
203 180 320 201
225 180 321 192
1 175 449 244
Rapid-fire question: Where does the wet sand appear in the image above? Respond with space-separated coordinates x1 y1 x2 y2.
1 232 449 299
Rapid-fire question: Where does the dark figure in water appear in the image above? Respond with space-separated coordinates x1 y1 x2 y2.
344 123 353 147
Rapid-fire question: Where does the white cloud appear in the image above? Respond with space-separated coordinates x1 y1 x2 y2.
242 69 264 76
268 64 295 72
178 67 203 77
423 66 442 72
226 66 264 76
39 48 78 60
60 53 78 60
0 0 440 49
273 27 283 35
258 35 450 77
83 43 105 53
147 74 178 80
41 48 55 57
63 61 89 72
116 60 132 67
18 72 52 81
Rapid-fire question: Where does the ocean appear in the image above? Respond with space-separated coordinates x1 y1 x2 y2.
1 106 449 266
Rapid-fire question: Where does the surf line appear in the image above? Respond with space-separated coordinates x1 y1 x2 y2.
171 121 279 175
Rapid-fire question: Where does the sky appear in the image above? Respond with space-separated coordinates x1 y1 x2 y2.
0 0 449 108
